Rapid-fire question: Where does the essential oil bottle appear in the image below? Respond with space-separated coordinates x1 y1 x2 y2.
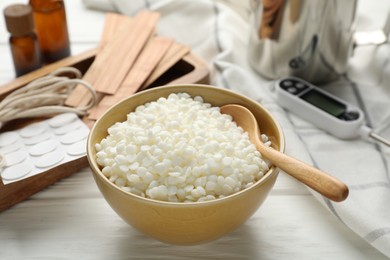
3 4 42 77
29 0 71 63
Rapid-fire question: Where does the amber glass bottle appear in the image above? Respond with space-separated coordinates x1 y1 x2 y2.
3 4 42 77
29 0 71 63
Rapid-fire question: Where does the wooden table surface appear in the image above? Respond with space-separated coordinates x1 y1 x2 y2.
0 0 388 259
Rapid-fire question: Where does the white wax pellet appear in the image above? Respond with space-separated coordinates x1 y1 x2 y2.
225 176 237 189
143 172 154 183
222 184 233 196
119 164 129 173
168 185 177 196
127 173 139 183
115 154 127 165
115 178 126 187
222 157 232 166
0 132 20 147
129 162 139 170
48 113 78 128
184 185 194 192
205 181 217 191
136 167 148 175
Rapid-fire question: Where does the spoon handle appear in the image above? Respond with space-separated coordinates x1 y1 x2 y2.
257 143 349 202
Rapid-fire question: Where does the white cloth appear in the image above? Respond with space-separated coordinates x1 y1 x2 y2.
83 0 390 257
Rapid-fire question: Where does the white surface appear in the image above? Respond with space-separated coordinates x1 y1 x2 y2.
0 0 389 259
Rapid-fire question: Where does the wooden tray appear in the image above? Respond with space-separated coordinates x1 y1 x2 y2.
0 48 209 212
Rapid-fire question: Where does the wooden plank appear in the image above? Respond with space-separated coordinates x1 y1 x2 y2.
91 11 160 95
99 13 132 47
0 156 89 212
140 42 190 90
88 36 173 120
64 13 134 107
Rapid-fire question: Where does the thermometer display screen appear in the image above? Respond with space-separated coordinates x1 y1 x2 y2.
300 89 346 117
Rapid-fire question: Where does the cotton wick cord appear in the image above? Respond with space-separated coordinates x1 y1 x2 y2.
0 67 97 129
0 67 97 172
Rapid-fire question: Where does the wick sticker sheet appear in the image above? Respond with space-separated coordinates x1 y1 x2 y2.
0 113 89 185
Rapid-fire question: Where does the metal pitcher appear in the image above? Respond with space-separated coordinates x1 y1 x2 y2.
248 0 390 84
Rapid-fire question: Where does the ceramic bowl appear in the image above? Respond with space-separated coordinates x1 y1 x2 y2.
87 84 285 245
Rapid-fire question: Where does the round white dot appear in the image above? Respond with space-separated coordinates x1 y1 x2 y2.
20 122 48 138
67 140 87 156
48 113 78 128
1 161 32 181
23 132 52 145
54 121 82 135
0 140 23 154
5 150 28 166
29 140 59 156
0 132 20 147
34 150 65 168
60 128 89 144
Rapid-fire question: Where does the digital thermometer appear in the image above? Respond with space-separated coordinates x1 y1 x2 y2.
274 77 390 146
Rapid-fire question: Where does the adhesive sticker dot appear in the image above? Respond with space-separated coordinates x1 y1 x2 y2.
54 120 82 135
5 150 28 166
60 128 89 145
0 140 23 154
67 140 87 156
0 132 20 147
1 161 32 181
34 150 65 168
23 132 52 145
29 140 59 156
48 113 78 128
20 122 48 138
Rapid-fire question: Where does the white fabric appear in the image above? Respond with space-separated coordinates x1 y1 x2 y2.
82 0 390 257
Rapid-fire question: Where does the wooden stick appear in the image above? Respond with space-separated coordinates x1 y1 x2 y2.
65 13 134 107
140 42 190 90
92 11 160 95
99 13 132 47
88 36 173 120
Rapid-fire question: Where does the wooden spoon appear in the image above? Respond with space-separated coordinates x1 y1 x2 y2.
220 104 349 202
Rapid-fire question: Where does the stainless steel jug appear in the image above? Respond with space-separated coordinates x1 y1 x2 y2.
248 0 389 84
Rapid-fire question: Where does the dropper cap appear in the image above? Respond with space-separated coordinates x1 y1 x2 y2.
3 4 35 37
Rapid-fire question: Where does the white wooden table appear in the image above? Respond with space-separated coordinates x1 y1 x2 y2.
0 1 388 259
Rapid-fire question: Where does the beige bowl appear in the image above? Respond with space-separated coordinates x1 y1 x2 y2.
87 84 285 245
